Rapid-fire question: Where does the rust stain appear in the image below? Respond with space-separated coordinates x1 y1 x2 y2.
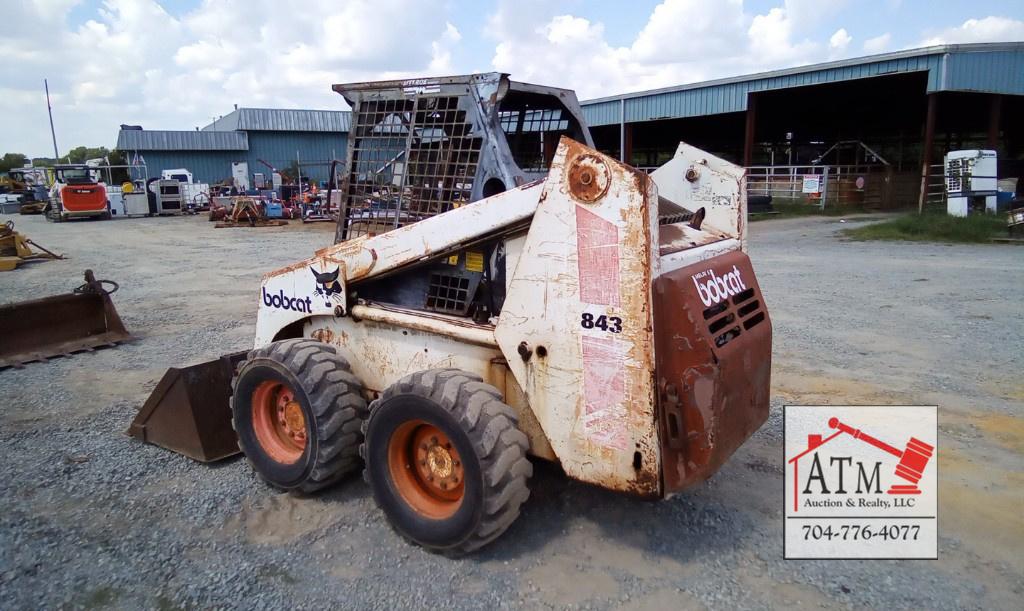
565 150 611 204
652 250 772 494
310 328 335 344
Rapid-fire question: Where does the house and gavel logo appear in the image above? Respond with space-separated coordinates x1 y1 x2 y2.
783 405 938 560
787 416 935 511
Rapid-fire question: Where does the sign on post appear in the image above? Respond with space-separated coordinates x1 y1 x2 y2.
802 175 822 194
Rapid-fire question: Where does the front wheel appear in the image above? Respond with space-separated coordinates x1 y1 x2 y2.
361 369 532 555
232 339 367 493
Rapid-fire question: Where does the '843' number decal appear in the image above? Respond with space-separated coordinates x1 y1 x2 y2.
581 312 623 333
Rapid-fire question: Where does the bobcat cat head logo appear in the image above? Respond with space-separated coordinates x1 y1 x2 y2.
310 266 342 307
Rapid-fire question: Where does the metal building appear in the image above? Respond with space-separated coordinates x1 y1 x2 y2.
114 43 1021 207
116 108 350 185
580 42 1024 208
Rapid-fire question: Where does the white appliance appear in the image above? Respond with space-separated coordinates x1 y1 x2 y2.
945 149 997 217
106 186 125 216
151 179 183 215
231 161 249 191
123 192 150 216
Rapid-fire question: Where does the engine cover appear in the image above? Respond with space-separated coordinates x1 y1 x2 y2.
653 249 772 494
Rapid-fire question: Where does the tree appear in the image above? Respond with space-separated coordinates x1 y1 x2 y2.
65 146 112 164
0 153 28 173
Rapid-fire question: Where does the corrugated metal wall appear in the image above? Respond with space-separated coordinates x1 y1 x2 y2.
246 132 348 182
582 47 1023 128
130 150 243 184
583 54 945 127
943 49 1024 95
131 132 349 185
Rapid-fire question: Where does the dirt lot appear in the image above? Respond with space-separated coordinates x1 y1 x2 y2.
1 212 1021 610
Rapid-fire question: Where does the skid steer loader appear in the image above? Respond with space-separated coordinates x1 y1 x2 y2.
131 73 771 554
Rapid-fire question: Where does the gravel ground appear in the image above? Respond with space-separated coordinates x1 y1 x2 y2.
0 212 1021 610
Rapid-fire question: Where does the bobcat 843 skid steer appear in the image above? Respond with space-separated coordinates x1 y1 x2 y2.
129 73 772 554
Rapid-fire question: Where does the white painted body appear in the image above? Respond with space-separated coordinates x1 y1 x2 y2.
251 139 749 495
162 168 194 183
946 149 997 216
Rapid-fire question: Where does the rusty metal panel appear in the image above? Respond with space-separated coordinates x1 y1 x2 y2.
0 271 132 369
305 315 556 461
127 352 246 462
653 250 771 493
494 138 662 497
651 142 748 251
253 183 541 348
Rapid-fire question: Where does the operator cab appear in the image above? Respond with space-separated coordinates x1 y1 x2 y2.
331 73 593 321
54 164 96 185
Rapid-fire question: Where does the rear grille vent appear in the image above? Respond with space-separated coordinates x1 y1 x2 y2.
701 285 766 350
425 273 470 314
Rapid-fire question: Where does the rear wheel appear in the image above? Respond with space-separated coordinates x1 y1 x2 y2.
362 369 532 554
232 339 366 493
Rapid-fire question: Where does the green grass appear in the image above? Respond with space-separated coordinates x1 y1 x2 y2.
842 212 1006 243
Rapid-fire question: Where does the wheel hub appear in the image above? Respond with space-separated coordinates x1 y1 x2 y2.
425 444 454 479
388 421 465 518
281 400 305 436
251 380 307 464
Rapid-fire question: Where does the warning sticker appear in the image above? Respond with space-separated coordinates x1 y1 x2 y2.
465 251 484 273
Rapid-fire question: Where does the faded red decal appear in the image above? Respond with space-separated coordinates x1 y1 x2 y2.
575 206 620 306
581 335 628 450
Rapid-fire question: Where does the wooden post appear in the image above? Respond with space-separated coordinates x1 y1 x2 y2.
917 93 937 214
987 94 1002 150
743 93 757 167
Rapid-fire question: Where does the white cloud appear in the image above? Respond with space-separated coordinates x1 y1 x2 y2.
829 28 853 55
0 0 461 156
863 33 892 54
5 1 1023 158
920 16 1024 45
488 0 836 100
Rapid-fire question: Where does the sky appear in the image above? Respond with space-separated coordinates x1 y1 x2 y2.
2 0 1022 157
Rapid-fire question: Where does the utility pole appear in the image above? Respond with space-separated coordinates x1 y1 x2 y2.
45 79 59 159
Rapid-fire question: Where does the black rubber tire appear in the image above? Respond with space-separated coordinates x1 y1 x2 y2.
232 339 367 494
361 369 532 555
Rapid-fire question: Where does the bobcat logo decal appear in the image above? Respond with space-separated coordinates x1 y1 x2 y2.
310 266 342 307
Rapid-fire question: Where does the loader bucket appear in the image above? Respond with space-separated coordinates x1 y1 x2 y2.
127 351 247 462
0 269 132 369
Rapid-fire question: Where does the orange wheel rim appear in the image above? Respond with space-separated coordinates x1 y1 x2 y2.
387 420 465 519
251 380 307 464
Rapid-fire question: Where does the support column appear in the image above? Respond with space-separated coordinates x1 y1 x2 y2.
987 94 1002 150
619 99 625 162
623 123 633 166
917 93 938 213
743 93 757 167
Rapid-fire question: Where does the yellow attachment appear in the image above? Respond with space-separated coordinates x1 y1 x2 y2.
0 221 64 271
